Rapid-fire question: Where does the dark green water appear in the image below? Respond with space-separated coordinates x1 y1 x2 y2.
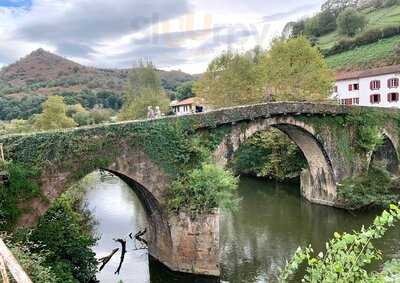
84 173 400 282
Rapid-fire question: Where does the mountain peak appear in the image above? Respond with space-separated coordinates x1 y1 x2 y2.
0 48 82 86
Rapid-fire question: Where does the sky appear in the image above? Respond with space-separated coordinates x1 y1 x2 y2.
0 0 324 74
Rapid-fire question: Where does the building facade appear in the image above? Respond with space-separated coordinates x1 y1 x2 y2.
170 98 204 116
333 65 400 108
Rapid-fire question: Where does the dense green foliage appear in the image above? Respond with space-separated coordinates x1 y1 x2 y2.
33 96 76 130
169 163 239 214
280 204 400 282
0 161 40 230
338 165 399 209
194 49 264 108
118 63 170 120
337 8 367 37
324 25 400 57
0 95 47 121
1 236 60 283
260 37 333 101
175 81 194 101
232 129 307 181
30 188 98 282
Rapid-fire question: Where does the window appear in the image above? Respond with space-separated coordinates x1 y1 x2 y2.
370 94 381 104
348 83 359 91
388 78 399 88
334 86 338 93
388 92 399 102
341 98 353 105
370 80 381 90
353 98 359 105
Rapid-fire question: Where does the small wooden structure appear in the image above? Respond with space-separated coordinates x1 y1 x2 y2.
0 239 32 283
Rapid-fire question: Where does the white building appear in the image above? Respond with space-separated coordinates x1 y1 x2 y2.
170 98 204 116
333 65 400 107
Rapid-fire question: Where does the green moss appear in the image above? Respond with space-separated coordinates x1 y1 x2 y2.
0 161 41 230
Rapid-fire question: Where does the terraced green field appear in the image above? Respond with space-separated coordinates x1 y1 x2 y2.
325 35 400 70
318 5 400 50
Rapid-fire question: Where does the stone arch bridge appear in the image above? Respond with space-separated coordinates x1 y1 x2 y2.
1 102 400 277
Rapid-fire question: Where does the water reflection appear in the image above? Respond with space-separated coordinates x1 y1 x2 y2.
220 177 400 282
84 173 400 283
84 173 149 283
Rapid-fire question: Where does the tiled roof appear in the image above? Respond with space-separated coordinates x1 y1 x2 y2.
170 97 196 107
335 65 400 81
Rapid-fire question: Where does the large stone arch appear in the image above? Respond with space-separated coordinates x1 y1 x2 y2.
18 146 174 273
369 129 400 176
214 116 337 205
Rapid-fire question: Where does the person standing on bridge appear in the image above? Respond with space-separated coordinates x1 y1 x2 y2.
147 106 155 119
155 106 162 118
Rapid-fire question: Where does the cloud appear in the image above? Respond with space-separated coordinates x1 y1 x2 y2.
0 0 324 73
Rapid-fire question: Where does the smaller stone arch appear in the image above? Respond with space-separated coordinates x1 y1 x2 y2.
369 130 400 176
214 116 337 206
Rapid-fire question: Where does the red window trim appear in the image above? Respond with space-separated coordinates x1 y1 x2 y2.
370 94 381 104
370 80 381 90
388 78 399 88
388 92 399 102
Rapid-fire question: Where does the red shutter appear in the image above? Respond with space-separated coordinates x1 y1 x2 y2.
348 84 353 91
370 95 373 103
378 94 381 103
377 81 381 89
370 81 373 90
388 93 392 102
396 79 399 87
388 79 391 88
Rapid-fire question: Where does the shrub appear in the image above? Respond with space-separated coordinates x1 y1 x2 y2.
280 204 400 282
169 163 239 215
232 129 307 181
324 25 400 56
337 8 367 37
384 0 399 6
338 165 399 209
1 236 60 283
0 162 40 230
30 192 98 283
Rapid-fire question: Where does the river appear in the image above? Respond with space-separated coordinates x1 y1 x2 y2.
83 172 400 283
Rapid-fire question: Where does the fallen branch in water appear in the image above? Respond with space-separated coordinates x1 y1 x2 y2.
130 228 148 249
98 248 119 272
113 239 127 275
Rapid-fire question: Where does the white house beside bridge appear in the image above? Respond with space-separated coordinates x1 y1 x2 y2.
333 65 400 108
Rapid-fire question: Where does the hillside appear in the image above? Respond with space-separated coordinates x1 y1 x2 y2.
325 35 400 69
318 4 400 50
0 49 196 120
319 4 400 71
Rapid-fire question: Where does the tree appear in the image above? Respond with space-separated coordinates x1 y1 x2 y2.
259 37 333 101
337 8 367 37
194 50 265 108
34 96 76 130
125 61 161 98
31 193 98 282
176 81 194 101
118 62 170 120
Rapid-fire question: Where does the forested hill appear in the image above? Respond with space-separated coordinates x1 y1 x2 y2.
285 0 400 71
0 49 195 121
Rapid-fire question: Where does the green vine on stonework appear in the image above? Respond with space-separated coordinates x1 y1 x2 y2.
299 108 400 164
